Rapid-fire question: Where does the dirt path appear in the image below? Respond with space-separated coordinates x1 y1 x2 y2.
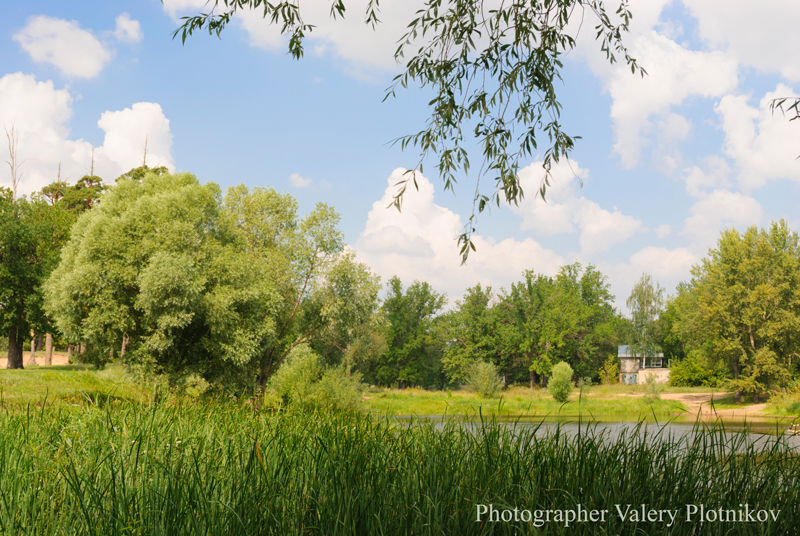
660 392 769 419
0 352 70 368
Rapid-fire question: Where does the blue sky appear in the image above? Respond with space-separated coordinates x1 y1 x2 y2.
2 0 799 310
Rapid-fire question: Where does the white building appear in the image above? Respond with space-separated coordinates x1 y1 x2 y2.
618 345 670 385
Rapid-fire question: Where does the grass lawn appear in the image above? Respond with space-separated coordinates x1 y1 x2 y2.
0 363 148 405
362 385 687 418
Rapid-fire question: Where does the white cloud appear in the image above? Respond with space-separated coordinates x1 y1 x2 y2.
716 85 800 190
601 32 738 168
510 161 643 255
161 0 210 19
114 13 143 44
289 172 312 188
97 103 175 173
0 73 174 197
654 224 671 239
683 0 800 82
13 16 111 78
602 245 698 311
163 0 429 75
354 168 565 303
682 189 763 250
682 155 731 198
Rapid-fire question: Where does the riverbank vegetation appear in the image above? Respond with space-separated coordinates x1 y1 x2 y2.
4 168 800 415
1 397 799 535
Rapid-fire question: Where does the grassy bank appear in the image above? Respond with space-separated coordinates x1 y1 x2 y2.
0 364 146 404
1 398 799 535
362 386 686 417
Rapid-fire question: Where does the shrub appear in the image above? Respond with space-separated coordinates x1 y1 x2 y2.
311 368 364 411
268 344 325 405
548 362 574 403
465 361 503 398
669 351 726 387
645 373 662 400
268 344 364 410
599 354 619 385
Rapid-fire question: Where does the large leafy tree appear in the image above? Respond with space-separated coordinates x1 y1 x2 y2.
626 272 664 359
492 263 616 386
168 0 643 260
440 283 499 383
44 172 280 386
223 185 383 388
0 190 72 368
377 276 446 388
673 221 800 395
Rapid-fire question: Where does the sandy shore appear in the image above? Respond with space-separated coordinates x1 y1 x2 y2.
660 392 770 419
0 352 71 368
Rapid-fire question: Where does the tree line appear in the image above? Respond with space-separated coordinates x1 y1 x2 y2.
4 165 800 400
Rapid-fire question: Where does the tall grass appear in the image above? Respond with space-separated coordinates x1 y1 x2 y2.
0 398 798 535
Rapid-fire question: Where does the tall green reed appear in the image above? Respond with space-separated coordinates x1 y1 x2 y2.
0 398 798 535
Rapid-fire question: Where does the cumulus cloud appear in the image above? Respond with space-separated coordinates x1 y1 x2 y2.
683 0 800 82
682 189 763 250
97 103 175 172
114 13 143 43
354 169 565 303
601 245 698 311
288 173 312 188
682 155 732 198
0 73 174 197
603 32 738 168
162 0 210 19
715 84 800 190
13 16 111 78
163 0 430 75
654 224 671 239
509 161 643 255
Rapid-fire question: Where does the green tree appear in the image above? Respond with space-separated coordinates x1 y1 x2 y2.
60 175 106 213
673 221 800 396
170 0 643 260
44 172 279 386
626 273 664 359
378 277 446 388
492 263 615 387
222 184 377 388
0 190 72 368
440 283 498 383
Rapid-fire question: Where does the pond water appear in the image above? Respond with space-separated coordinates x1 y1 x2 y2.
393 413 800 449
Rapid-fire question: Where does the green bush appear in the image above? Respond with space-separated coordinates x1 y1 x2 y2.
268 344 363 410
669 351 726 387
645 373 662 400
465 361 503 398
599 354 619 384
548 362 574 403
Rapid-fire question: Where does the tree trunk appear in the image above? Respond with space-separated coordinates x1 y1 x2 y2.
120 333 128 357
45 333 53 366
26 329 38 366
35 333 43 352
7 326 24 369
530 370 535 389
80 342 86 354
503 373 508 389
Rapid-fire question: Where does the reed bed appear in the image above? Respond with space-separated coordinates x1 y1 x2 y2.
0 398 798 535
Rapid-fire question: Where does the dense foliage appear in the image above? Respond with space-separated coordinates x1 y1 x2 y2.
663 220 800 397
1 401 798 535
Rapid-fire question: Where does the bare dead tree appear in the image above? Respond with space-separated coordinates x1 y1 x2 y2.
4 120 28 202
141 134 148 168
